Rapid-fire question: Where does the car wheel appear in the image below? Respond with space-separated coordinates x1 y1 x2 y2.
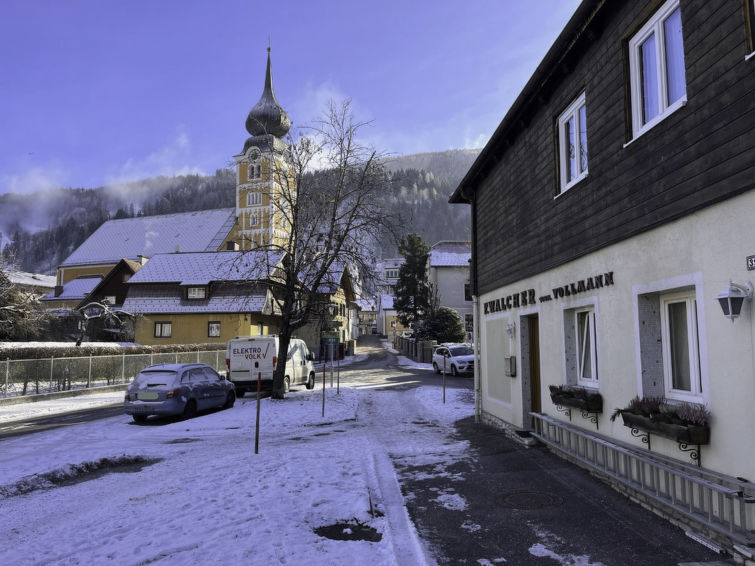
451 365 459 377
306 373 315 390
224 391 236 409
283 376 291 393
132 414 148 424
433 362 440 375
182 399 198 420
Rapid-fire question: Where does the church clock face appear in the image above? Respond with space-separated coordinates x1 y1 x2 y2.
248 147 261 161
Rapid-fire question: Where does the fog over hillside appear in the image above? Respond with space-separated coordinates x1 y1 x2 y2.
0 149 479 274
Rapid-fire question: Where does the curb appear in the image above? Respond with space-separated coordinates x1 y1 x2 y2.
0 384 127 407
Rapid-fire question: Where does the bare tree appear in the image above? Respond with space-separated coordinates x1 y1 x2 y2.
239 99 396 399
75 301 134 346
0 254 51 341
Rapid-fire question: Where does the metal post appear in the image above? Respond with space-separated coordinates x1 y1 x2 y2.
50 357 54 392
4 359 8 397
330 344 334 387
443 355 446 404
321 360 326 417
88 354 92 388
122 353 125 384
255 371 261 454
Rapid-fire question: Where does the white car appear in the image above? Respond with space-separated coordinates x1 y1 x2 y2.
432 344 474 376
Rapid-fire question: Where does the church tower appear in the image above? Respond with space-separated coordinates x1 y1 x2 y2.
233 48 293 250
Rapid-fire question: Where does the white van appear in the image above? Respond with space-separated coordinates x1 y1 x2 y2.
226 336 316 397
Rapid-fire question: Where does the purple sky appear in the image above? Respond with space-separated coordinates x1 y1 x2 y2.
0 0 580 195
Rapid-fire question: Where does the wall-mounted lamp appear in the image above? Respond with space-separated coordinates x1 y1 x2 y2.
715 280 753 322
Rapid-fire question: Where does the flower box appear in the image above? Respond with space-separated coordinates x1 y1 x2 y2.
619 411 710 445
549 388 603 413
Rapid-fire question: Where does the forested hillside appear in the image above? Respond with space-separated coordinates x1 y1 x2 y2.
1 149 478 274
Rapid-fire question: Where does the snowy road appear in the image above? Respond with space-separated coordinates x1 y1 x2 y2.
0 348 473 566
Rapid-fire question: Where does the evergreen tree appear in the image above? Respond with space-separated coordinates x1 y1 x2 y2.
394 233 431 328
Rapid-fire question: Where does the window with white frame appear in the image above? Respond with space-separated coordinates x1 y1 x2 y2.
746 0 755 54
628 0 686 138
660 291 701 399
187 287 207 300
557 92 588 192
563 305 598 387
385 269 399 279
208 321 221 337
575 307 598 384
154 322 172 338
247 191 262 206
249 212 260 227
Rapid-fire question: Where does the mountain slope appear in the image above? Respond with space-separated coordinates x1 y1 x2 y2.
1 150 479 273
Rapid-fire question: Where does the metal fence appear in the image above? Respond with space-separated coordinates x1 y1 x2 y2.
531 412 755 550
1 350 227 398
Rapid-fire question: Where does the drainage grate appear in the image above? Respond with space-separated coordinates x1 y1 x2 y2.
496 491 563 509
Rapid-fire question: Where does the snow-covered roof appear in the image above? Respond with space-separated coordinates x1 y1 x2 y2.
379 294 395 310
60 209 237 267
126 251 283 284
40 276 102 301
122 287 267 314
6 270 56 289
376 258 402 270
356 299 376 311
428 241 471 267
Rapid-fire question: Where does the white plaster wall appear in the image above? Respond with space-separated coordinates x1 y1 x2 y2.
434 266 472 317
477 191 755 479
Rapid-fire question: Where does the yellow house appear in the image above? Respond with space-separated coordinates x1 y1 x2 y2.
122 251 285 345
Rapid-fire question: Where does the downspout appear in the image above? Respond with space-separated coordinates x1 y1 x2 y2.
465 186 482 424
473 294 481 424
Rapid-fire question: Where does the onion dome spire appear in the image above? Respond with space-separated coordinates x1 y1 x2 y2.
245 48 291 139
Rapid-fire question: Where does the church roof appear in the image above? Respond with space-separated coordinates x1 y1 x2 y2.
244 48 291 140
60 209 236 268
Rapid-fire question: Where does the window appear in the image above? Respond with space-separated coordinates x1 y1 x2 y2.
575 307 597 384
208 321 221 337
249 213 260 227
247 192 262 206
154 322 172 338
660 292 701 399
563 305 598 387
385 269 399 279
628 0 686 138
746 0 755 55
187 287 207 300
248 162 261 181
557 92 588 192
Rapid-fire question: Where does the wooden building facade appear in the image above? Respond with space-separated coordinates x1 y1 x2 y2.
452 0 755 557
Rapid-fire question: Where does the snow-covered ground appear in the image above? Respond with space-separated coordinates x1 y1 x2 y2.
0 371 472 565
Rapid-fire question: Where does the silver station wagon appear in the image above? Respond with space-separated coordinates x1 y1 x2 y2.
124 363 236 423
